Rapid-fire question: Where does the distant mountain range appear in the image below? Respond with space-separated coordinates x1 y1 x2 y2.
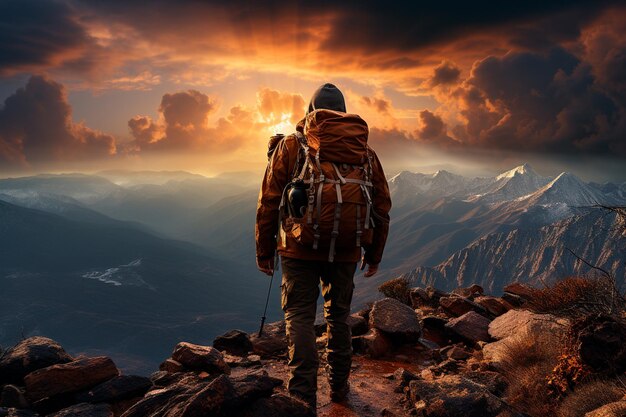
1 165 624 371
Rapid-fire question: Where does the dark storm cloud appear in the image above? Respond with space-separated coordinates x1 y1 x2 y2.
428 61 461 87
452 47 626 156
0 0 91 74
0 76 116 169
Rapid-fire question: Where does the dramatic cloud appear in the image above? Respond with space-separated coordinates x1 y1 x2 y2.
130 87 304 153
448 47 626 156
0 76 116 169
427 61 462 87
256 88 306 126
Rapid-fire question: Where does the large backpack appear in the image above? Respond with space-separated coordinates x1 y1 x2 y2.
278 109 375 262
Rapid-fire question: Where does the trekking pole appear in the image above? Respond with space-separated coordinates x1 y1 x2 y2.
258 253 278 337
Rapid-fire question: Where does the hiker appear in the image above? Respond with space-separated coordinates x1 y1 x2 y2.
255 83 392 409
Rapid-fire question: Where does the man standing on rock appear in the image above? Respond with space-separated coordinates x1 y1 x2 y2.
255 83 392 408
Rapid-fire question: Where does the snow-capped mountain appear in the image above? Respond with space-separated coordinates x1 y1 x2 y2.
519 172 612 207
468 163 550 203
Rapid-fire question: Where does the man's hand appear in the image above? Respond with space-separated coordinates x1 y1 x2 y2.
257 257 274 276
360 257 379 278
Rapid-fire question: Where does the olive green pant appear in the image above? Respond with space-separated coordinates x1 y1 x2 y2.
280 257 357 403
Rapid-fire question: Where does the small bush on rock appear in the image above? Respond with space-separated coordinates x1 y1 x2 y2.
526 276 625 320
499 330 565 416
378 277 410 305
556 380 626 417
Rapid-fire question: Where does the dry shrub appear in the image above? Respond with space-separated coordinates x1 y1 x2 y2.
499 330 565 416
378 277 410 305
556 379 626 417
526 276 625 320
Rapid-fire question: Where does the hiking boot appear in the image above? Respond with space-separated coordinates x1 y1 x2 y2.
289 391 317 412
330 381 350 403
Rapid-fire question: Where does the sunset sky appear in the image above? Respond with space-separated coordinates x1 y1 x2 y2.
0 0 625 180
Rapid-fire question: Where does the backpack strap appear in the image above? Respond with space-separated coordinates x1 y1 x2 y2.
328 181 343 262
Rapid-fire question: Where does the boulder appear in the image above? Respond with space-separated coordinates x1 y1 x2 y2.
439 296 488 318
352 329 392 358
502 283 535 300
48 403 113 417
249 322 287 357
488 309 567 340
461 371 507 396
171 342 230 375
369 298 422 341
0 337 73 384
213 330 253 357
452 285 484 299
0 385 29 409
160 359 184 373
445 312 491 344
408 374 505 417
585 401 626 417
240 393 314 417
500 292 525 307
75 375 152 403
347 314 369 336
120 379 202 417
24 356 119 402
473 296 512 317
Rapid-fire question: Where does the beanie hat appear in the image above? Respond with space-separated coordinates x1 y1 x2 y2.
307 83 346 114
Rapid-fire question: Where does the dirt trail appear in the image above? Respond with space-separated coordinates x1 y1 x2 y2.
254 346 430 417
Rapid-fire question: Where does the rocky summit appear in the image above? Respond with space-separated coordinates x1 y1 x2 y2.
1 278 625 417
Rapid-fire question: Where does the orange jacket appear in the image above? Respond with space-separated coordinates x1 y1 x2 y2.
255 114 391 264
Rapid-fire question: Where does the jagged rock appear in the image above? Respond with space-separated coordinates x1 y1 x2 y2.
0 408 39 417
426 287 449 303
0 385 29 409
353 307 371 322
488 310 567 340
213 330 253 357
408 374 505 417
429 359 460 375
48 403 112 417
0 337 73 384
462 371 507 396
75 375 152 403
439 296 488 318
24 356 119 402
171 342 230 375
585 401 626 417
577 316 626 373
352 329 392 358
502 283 535 300
160 359 184 373
240 393 314 417
452 285 484 299
120 379 202 417
369 298 422 341
445 312 491 344
249 322 287 357
500 292 524 307
474 296 512 317
445 346 471 360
